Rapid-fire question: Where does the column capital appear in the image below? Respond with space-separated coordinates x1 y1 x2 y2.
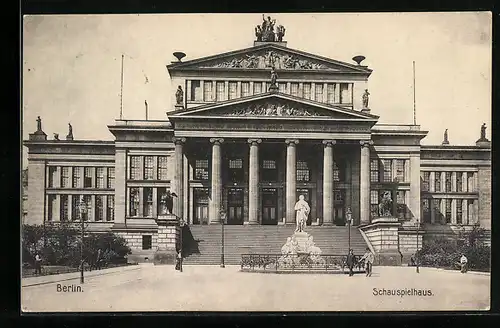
172 137 186 145
360 140 374 147
248 138 262 146
285 139 299 146
322 139 336 146
209 138 224 145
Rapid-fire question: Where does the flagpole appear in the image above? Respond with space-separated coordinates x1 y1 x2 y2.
145 100 148 120
413 61 416 125
120 54 124 119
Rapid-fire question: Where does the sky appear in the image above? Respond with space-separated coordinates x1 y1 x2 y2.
22 13 491 167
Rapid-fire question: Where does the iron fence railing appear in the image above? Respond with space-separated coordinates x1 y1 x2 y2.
241 254 366 273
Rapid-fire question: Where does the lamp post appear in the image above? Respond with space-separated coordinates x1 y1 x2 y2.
220 209 226 268
78 195 87 284
179 218 185 273
346 207 352 252
416 216 420 274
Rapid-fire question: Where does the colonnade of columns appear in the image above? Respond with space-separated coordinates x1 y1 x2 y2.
171 137 373 225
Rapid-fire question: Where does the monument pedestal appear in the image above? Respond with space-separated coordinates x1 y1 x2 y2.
154 214 180 265
174 104 184 111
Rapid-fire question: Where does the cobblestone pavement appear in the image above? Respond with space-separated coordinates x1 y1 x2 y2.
21 264 490 312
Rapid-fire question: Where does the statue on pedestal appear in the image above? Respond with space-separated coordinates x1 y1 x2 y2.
378 191 393 217
160 190 178 215
270 67 278 89
66 123 73 140
443 129 449 145
362 89 370 109
36 116 42 131
276 25 286 42
480 123 487 140
294 195 310 233
175 86 184 106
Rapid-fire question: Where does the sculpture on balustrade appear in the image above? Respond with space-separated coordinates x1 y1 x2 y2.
276 25 286 42
378 191 393 217
480 123 487 140
160 190 178 215
362 89 370 109
36 116 42 131
175 86 184 106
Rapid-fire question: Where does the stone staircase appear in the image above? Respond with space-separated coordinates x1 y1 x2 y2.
181 225 368 265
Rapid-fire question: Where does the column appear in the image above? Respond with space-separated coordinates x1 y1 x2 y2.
249 81 254 96
323 83 328 103
247 139 262 225
451 199 457 224
429 172 435 192
409 154 421 224
451 172 457 192
473 172 478 192
237 81 242 98
103 195 108 222
212 80 216 101
114 148 127 224
152 188 158 218
173 137 186 220
285 139 299 224
359 140 373 225
53 195 61 222
209 138 224 224
91 195 96 221
462 199 468 224
430 199 436 224
322 140 336 225
224 81 229 100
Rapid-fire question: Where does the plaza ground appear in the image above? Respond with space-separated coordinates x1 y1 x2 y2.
21 264 490 312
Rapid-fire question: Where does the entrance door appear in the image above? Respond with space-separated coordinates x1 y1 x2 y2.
333 189 345 225
261 188 278 225
297 188 312 225
227 188 244 225
193 188 209 225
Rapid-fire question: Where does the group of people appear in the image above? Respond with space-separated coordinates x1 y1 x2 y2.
346 247 375 277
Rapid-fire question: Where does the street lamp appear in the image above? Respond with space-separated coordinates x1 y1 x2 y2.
178 218 185 273
346 207 352 252
78 195 87 284
220 209 226 268
416 216 420 274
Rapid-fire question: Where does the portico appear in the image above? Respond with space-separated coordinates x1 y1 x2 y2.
167 92 378 226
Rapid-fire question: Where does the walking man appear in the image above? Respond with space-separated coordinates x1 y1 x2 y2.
34 252 43 275
460 254 468 273
360 247 375 277
96 248 103 270
346 249 356 277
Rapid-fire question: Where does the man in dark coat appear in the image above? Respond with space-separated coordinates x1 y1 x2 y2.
346 249 356 277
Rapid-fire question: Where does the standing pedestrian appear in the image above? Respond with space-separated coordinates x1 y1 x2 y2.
360 247 375 277
34 252 43 275
346 249 356 277
96 248 102 270
460 254 468 273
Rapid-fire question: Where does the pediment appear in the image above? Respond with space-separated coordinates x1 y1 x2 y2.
168 44 371 74
169 93 378 121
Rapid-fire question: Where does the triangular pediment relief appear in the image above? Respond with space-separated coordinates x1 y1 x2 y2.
168 44 370 73
169 93 378 121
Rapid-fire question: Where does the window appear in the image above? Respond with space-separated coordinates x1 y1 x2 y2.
421 172 430 191
396 190 407 219
435 172 441 192
290 83 299 96
315 84 323 102
73 167 81 188
61 167 70 188
303 83 311 99
158 156 168 180
456 172 463 192
370 160 379 182
297 161 310 182
262 159 277 182
333 160 345 182
84 195 92 221
190 80 201 101
194 159 209 180
278 83 286 93
456 199 463 224
47 195 55 221
130 156 141 180
143 187 153 217
107 167 115 189
144 156 154 180
60 195 69 221
107 196 115 221
445 199 452 224
216 82 225 101
228 81 237 99
395 160 406 182
203 81 212 101
445 172 452 192
96 167 105 188
327 83 335 104
72 195 82 221
48 166 57 188
241 82 250 97
142 235 152 250
95 195 104 221
370 190 379 218
340 83 350 104
129 187 140 217
422 199 431 223
84 167 92 188
253 82 262 95
228 158 244 182
433 199 442 223
382 160 392 182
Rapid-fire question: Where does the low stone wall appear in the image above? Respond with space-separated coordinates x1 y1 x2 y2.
116 231 159 250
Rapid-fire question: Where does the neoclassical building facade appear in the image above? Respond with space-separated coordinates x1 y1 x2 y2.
23 20 491 262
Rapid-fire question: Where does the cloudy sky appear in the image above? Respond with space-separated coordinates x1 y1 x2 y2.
22 12 491 166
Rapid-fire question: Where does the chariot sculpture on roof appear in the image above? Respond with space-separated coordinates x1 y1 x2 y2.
255 14 284 42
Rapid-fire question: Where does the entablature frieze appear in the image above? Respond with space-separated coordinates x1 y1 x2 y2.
420 193 479 199
28 154 115 162
45 161 115 167
45 189 115 195
175 130 371 140
420 159 490 167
